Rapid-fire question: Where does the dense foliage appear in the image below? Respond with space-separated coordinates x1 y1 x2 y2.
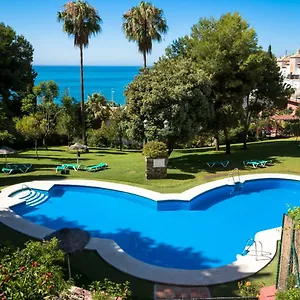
0 239 70 299
164 13 292 152
90 278 131 300
276 288 300 300
0 23 36 105
125 57 212 154
142 141 168 158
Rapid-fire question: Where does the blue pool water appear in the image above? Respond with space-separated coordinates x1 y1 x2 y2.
12 179 300 270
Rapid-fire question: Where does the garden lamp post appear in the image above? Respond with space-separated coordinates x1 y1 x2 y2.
143 119 148 144
163 119 169 129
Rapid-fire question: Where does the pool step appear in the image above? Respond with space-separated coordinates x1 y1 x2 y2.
11 189 49 207
25 192 49 207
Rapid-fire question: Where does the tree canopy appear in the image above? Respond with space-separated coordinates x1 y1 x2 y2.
125 57 212 154
0 22 36 107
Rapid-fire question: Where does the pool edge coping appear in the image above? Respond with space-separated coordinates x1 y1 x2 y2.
0 173 296 285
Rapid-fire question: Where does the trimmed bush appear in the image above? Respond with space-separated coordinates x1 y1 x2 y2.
142 141 168 158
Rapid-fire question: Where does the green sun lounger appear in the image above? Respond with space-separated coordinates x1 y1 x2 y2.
62 164 83 171
2 167 15 174
243 159 272 168
2 164 32 174
207 160 230 168
56 165 69 174
85 163 108 172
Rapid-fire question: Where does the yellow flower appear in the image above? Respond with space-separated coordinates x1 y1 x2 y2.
246 281 251 286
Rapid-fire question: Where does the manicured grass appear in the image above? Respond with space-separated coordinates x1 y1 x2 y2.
1 138 300 192
0 138 299 298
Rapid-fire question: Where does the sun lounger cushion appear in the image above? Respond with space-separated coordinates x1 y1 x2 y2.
86 163 108 172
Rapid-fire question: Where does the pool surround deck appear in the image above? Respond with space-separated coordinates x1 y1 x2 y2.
0 173 295 285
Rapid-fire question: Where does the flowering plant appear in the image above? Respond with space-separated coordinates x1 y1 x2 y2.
0 239 70 299
238 280 265 297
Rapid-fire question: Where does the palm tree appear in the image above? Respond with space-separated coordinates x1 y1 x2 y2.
57 0 102 145
122 1 168 68
86 93 111 129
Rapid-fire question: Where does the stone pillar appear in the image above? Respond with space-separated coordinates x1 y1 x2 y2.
145 157 168 179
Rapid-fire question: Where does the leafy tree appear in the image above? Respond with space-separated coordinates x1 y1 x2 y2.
125 57 212 155
56 91 80 145
34 80 60 148
58 0 102 146
0 23 36 106
0 104 14 145
295 106 300 117
0 239 70 299
240 50 293 148
165 37 188 59
108 106 128 151
122 1 168 68
21 93 37 114
184 13 260 153
15 114 44 159
85 93 110 129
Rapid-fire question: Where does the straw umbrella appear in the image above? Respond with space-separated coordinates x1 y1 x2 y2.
0 146 16 167
68 142 88 164
44 228 91 279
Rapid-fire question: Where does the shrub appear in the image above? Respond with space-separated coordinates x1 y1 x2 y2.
0 239 70 299
288 206 300 229
276 288 300 300
142 141 168 158
237 280 264 298
89 278 131 300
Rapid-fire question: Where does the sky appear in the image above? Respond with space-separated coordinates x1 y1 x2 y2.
0 0 299 66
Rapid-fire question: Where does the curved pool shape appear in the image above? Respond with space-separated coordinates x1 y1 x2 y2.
11 178 300 270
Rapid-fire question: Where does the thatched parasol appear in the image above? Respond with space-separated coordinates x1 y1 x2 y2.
44 228 91 279
68 142 88 164
0 146 16 167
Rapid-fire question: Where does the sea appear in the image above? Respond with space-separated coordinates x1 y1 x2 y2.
34 66 141 105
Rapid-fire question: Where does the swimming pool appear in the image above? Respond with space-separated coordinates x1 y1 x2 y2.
9 178 300 271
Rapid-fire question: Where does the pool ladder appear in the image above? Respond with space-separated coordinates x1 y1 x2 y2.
228 168 240 184
242 238 264 261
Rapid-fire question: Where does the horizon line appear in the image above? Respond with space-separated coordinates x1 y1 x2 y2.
33 64 144 67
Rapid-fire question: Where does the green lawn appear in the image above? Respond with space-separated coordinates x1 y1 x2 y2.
0 138 299 298
1 138 300 192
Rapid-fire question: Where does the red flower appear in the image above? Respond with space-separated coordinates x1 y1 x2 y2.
4 277 9 283
49 285 54 289
19 266 25 272
46 272 52 278
32 262 38 267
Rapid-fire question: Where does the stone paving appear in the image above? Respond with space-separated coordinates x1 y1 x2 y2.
259 285 276 300
154 284 210 299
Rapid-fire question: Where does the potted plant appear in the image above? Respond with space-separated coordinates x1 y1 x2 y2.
142 141 168 179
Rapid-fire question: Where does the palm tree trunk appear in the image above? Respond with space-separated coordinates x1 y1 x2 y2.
143 50 147 68
80 45 87 145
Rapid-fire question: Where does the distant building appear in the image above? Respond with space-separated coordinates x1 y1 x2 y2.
277 50 300 94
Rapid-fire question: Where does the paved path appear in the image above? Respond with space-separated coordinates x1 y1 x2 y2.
260 285 276 300
154 284 210 299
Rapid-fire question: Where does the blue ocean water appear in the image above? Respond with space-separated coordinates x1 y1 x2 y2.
12 179 300 270
34 66 140 105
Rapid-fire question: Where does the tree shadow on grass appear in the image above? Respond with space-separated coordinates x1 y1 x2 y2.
0 174 67 189
166 173 195 180
90 149 128 155
168 152 281 174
